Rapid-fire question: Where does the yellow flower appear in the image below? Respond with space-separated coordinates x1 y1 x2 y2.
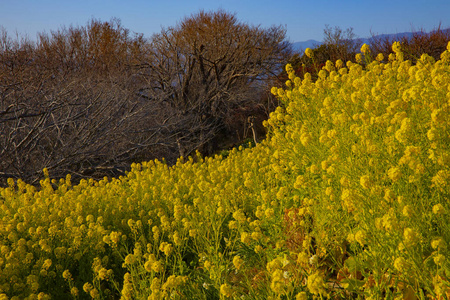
341 189 358 212
271 86 278 96
162 275 176 290
296 291 308 300
241 232 251 244
340 176 350 187
89 288 99 299
228 220 238 230
434 254 446 266
297 252 309 265
150 277 161 292
359 175 372 189
427 127 438 141
325 60 334 72
172 231 182 246
152 261 164 273
403 228 420 247
433 203 446 215
321 160 330 171
381 210 398 231
232 209 247 223
394 257 409 272
300 133 311 147
310 164 319 174
347 232 355 243
163 243 173 256
83 282 93 293
431 108 446 125
361 43 370 54
62 270 72 281
270 269 287 293
354 230 367 246
402 205 413 217
431 238 447 251
384 188 396 203
388 167 402 182
251 231 262 241
318 69 327 79
97 268 109 280
233 255 244 270
432 170 450 191
285 80 292 88
392 41 402 53
110 231 121 245
376 53 384 62
285 63 294 73
307 271 325 295
42 259 52 270
294 175 305 189
265 208 275 218
220 283 233 298
305 48 313 58
37 293 50 300
188 229 197 238
266 258 283 273
124 254 135 265
355 53 363 64
70 287 79 297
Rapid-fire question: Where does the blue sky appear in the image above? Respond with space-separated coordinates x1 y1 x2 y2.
1 0 449 43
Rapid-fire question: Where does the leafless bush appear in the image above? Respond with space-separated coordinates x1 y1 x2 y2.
142 9 291 155
370 25 450 63
1 20 162 184
0 12 291 186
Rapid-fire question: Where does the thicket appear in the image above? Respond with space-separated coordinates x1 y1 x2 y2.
370 26 450 64
286 25 450 81
285 25 362 81
0 11 291 186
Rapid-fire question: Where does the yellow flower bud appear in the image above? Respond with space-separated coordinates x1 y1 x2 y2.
361 43 370 54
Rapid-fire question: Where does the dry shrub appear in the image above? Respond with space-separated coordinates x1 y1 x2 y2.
370 25 450 62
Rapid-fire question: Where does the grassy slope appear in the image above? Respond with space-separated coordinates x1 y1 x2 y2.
1 43 450 299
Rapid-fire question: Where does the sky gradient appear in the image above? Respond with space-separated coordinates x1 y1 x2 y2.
1 0 449 43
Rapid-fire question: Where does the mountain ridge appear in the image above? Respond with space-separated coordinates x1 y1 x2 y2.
291 28 450 53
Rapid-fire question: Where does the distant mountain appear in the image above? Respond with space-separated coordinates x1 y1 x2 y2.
291 39 322 52
290 32 413 53
291 28 450 53
355 31 416 46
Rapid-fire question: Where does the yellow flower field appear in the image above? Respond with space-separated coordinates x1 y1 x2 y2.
1 42 450 299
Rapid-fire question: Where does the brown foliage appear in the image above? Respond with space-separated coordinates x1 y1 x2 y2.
144 10 291 155
0 19 161 184
285 25 361 81
286 25 450 82
370 25 450 63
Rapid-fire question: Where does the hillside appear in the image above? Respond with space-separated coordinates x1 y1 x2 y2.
0 42 449 299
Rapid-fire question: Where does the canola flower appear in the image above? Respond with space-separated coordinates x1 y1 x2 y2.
0 42 450 299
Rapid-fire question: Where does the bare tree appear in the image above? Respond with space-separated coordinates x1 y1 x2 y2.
0 20 165 184
284 25 362 82
0 12 291 186
321 25 361 63
142 10 291 155
369 25 450 63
